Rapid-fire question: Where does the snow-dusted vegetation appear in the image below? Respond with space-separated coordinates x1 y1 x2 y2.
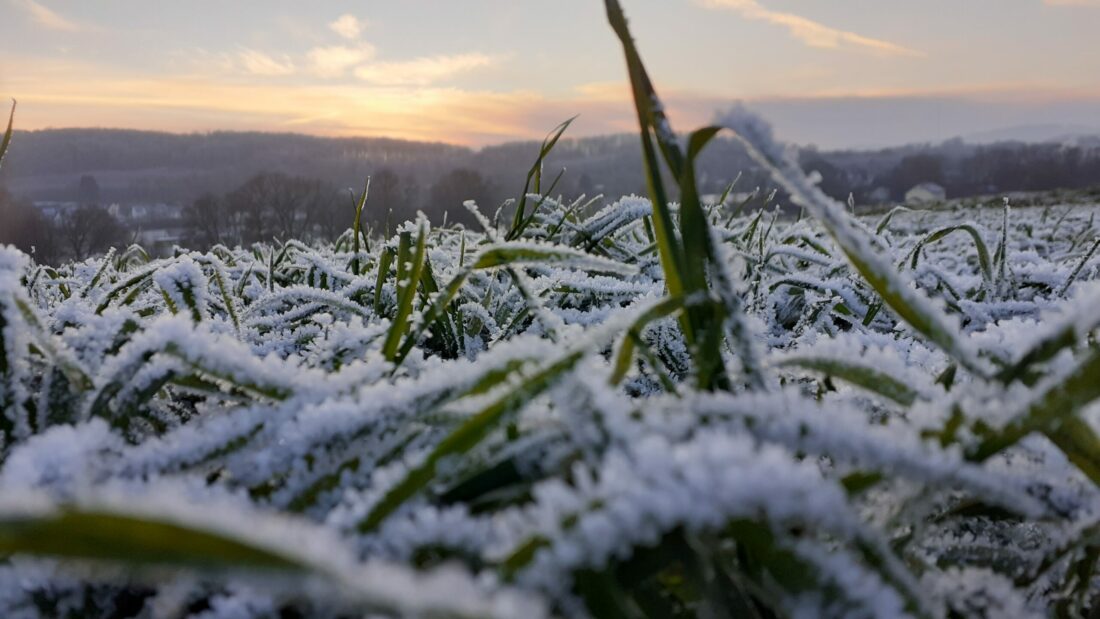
2 3 1100 617
3 161 1100 618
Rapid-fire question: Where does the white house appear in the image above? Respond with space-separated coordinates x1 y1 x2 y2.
33 201 79 220
905 182 946 205
867 186 892 204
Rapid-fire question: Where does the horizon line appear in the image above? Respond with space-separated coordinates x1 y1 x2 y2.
10 122 1100 153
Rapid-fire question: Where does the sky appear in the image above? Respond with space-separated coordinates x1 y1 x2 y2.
2 0 1099 148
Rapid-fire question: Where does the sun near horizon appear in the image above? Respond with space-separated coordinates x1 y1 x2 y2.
3 0 1100 148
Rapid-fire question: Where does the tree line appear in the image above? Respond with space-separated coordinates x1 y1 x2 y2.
0 166 499 263
4 127 1100 263
181 167 495 248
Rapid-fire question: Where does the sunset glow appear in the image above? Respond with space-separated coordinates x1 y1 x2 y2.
3 0 1099 146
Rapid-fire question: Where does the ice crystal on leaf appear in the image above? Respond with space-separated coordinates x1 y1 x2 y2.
1 177 1097 617
1 20 1099 613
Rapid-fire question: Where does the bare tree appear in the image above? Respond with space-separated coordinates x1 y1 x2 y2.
371 168 403 216
183 192 230 249
77 174 100 205
312 187 357 243
0 189 59 263
227 172 334 244
57 206 126 261
428 168 494 221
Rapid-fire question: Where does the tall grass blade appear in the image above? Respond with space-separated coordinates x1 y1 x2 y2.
351 177 371 275
382 220 428 362
507 117 576 240
774 356 921 407
0 507 305 572
1058 237 1100 297
724 112 990 378
360 347 587 531
0 99 14 171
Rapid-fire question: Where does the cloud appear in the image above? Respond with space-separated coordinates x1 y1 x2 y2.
353 53 494 86
186 13 486 85
0 56 638 145
699 0 923 57
307 43 376 78
10 55 1100 148
1044 0 1100 5
329 14 366 39
183 41 488 86
234 49 296 76
13 0 84 32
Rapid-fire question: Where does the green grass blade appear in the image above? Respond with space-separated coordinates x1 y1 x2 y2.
609 295 685 386
359 347 587 532
679 127 732 390
351 177 371 275
79 249 115 298
726 115 990 378
0 99 14 171
373 247 393 316
382 220 427 362
604 0 686 301
1058 237 1100 297
1048 417 1100 486
507 117 576 240
416 256 459 356
875 206 911 235
715 171 741 213
198 256 241 334
605 3 741 391
995 200 1010 293
471 244 635 273
903 224 993 297
13 297 92 390
393 243 632 367
395 230 411 284
513 168 567 239
970 346 1100 478
0 507 305 572
774 356 921 407
997 296 1100 385
95 265 159 314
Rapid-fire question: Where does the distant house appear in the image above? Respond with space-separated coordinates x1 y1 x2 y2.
905 182 946 205
136 225 188 257
106 203 129 219
110 202 184 222
867 186 892 205
33 201 79 220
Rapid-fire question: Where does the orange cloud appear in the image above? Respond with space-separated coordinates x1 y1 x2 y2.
234 49 296 76
352 53 496 86
176 26 489 87
12 0 87 32
329 14 367 39
1 57 652 145
699 0 923 57
307 44 377 78
10 52 1093 148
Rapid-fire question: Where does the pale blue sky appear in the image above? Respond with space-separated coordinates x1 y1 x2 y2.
2 0 1098 146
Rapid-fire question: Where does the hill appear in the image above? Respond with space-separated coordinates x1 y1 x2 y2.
2 127 1100 219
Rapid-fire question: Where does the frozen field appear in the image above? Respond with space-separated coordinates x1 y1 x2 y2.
1 1 1098 614
1 192 1099 617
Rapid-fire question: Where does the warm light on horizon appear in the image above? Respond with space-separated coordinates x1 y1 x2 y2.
3 0 1099 148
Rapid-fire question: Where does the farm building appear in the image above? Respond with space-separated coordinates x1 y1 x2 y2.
905 182 947 205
